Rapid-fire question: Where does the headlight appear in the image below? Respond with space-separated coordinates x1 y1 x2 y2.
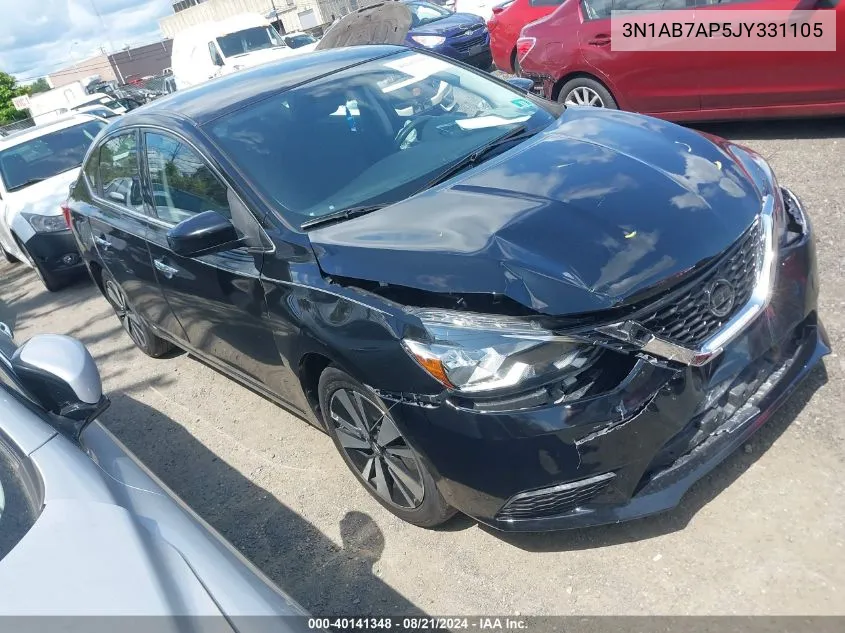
21 213 67 233
411 35 446 47
401 309 598 393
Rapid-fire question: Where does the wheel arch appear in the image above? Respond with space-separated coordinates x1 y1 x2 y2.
551 71 617 104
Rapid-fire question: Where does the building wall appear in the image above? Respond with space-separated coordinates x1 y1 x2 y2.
109 40 174 83
159 0 357 37
47 54 117 89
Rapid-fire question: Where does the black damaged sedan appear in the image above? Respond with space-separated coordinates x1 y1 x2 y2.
67 46 828 531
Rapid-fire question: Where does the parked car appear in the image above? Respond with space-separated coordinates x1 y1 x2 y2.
0 322 312 623
318 2 492 69
67 46 827 531
488 0 559 74
281 31 320 49
0 114 106 291
171 12 316 90
517 0 845 121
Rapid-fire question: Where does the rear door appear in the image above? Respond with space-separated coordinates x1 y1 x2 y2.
86 131 183 338
139 129 279 388
578 0 701 114
695 0 844 112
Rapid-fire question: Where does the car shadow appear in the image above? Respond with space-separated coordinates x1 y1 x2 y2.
481 363 829 552
101 392 426 616
0 262 95 332
689 116 845 141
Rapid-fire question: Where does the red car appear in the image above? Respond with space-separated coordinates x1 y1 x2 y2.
488 0 563 73
517 0 845 122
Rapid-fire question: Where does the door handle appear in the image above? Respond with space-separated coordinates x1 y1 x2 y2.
93 235 112 249
153 258 179 279
589 35 611 46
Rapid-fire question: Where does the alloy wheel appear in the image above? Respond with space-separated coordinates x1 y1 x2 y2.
328 388 425 510
564 86 605 108
104 279 148 350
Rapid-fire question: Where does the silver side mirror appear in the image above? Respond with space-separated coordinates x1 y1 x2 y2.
0 322 11 338
11 334 109 439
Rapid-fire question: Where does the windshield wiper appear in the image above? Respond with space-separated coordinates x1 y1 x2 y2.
8 178 45 191
300 204 387 230
420 125 535 191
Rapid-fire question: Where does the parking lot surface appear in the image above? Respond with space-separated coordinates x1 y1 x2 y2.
1 117 843 616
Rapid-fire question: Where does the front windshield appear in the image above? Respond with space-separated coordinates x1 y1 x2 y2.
209 50 555 223
216 26 285 58
0 120 105 192
408 2 452 26
286 34 316 48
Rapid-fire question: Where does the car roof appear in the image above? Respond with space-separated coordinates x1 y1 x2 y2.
121 45 405 128
0 114 101 149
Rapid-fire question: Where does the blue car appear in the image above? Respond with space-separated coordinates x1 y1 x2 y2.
319 2 492 69
402 1 492 68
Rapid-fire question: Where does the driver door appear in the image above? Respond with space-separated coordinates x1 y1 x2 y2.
139 129 280 389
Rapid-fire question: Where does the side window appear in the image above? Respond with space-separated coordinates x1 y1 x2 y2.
582 0 690 19
208 41 224 66
529 0 564 6
144 132 231 225
697 0 760 4
98 133 144 213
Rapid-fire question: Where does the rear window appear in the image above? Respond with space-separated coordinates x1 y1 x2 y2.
0 121 106 192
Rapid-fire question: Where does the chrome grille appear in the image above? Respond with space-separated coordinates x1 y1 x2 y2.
496 473 615 521
638 220 763 348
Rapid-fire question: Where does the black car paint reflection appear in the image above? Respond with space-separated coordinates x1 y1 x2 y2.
67 46 827 531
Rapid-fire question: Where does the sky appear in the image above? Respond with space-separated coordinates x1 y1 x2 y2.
0 0 174 83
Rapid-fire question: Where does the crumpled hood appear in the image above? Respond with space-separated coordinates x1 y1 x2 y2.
309 108 765 316
4 168 79 223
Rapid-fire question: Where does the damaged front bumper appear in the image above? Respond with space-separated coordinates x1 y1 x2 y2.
380 191 828 531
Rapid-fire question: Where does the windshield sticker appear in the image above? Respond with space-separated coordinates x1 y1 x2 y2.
511 98 534 110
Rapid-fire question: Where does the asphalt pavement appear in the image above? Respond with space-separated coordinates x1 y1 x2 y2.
0 115 843 617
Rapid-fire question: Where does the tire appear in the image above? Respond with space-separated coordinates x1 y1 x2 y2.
1 242 19 264
512 52 521 77
318 366 456 528
16 239 65 292
557 76 618 109
101 269 173 358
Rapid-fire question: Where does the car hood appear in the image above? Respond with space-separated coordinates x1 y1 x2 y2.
4 168 80 221
308 108 765 316
411 13 486 36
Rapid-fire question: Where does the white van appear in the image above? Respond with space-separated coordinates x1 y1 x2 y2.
171 13 317 90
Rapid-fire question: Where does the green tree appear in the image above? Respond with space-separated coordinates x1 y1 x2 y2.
28 78 50 94
0 71 30 124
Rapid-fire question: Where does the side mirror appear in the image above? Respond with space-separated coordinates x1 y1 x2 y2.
0 322 11 338
11 334 109 440
166 210 241 257
108 190 126 203
506 77 535 93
